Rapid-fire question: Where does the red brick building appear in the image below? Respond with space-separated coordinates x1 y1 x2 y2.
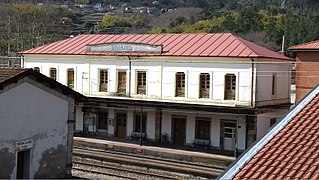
289 40 319 102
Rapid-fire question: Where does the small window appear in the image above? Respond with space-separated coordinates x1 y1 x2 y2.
199 73 210 98
175 72 185 97
134 113 147 133
67 68 74 89
137 71 146 95
33 67 40 73
225 74 236 100
99 69 108 92
50 68 57 80
272 74 277 96
195 118 211 140
270 118 276 127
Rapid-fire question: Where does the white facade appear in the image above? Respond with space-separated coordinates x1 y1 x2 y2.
23 54 291 151
23 55 290 105
0 75 75 178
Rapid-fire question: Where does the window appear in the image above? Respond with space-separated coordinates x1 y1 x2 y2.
33 67 40 73
97 111 108 130
137 71 146 95
225 74 236 100
67 68 74 89
270 118 276 127
175 72 185 97
117 71 126 94
99 69 108 92
199 73 210 98
134 113 147 133
272 74 277 96
195 118 211 140
50 68 57 80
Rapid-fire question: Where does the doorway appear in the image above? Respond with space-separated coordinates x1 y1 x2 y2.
172 116 186 145
221 120 237 150
16 150 30 179
116 112 127 138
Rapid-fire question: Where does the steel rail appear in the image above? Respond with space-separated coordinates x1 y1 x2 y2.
73 147 224 178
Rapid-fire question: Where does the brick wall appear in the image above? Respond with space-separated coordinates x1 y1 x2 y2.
295 52 319 103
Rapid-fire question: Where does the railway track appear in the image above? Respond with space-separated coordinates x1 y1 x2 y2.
73 147 225 179
73 159 178 180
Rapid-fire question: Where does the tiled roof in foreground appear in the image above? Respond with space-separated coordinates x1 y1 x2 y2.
219 84 319 179
20 33 291 60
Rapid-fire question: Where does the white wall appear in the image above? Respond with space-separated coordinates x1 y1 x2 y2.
256 110 287 140
256 63 291 106
24 56 259 107
0 82 69 178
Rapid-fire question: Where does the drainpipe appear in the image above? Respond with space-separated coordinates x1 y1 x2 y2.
251 58 255 107
128 56 131 98
160 61 163 99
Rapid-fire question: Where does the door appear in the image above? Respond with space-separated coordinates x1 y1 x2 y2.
172 116 186 145
17 150 30 179
116 112 127 138
221 120 237 150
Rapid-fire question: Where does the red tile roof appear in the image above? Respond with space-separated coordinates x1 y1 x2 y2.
219 84 319 179
289 40 319 50
20 33 291 60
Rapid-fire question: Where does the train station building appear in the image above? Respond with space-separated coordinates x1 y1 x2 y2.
20 33 292 152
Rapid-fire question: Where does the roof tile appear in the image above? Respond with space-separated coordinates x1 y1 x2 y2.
232 88 319 179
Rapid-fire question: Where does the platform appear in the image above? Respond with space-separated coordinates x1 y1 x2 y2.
74 136 235 169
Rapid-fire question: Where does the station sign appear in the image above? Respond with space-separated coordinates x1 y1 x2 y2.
16 139 33 151
87 42 163 54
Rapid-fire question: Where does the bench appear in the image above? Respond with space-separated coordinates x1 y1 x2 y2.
192 139 210 149
130 132 146 140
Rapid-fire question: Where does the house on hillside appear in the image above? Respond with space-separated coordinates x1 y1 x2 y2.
20 33 292 152
289 40 319 103
0 68 83 179
218 83 319 179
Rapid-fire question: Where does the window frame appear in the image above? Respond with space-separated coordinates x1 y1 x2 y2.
117 70 127 94
49 68 57 80
224 73 236 100
199 73 210 98
195 117 211 140
67 68 74 89
99 69 108 92
136 71 147 95
175 72 185 97
272 73 277 96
